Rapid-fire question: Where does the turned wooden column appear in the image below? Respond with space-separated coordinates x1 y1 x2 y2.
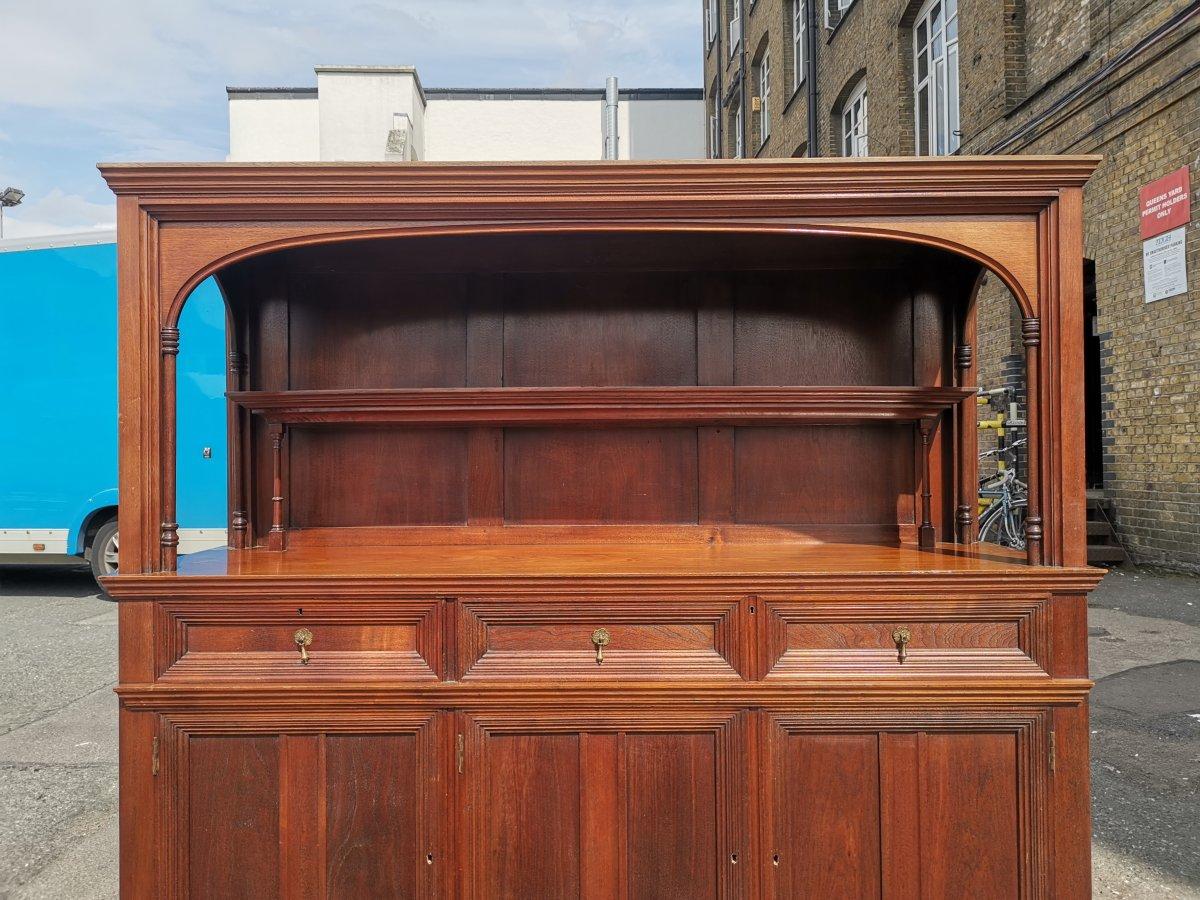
955 341 976 543
267 422 287 551
228 350 249 550
160 325 180 571
1023 316 1043 564
919 417 937 550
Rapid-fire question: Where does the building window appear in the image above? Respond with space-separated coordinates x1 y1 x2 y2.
733 96 744 158
729 0 742 56
913 0 960 154
706 0 719 47
758 49 772 145
792 0 807 90
710 106 721 158
825 0 854 29
841 80 868 156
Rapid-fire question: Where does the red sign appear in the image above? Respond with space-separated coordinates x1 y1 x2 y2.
1139 167 1191 240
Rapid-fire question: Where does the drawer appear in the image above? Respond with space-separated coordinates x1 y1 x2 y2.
456 598 749 680
156 600 442 680
762 596 1049 677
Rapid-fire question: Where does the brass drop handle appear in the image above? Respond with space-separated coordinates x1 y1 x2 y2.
294 628 313 665
591 628 611 665
892 628 911 664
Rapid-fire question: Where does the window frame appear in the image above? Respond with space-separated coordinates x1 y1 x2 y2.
792 0 807 91
706 0 719 47
841 80 868 157
729 0 742 56
709 105 721 158
759 49 772 145
825 0 855 29
912 0 960 155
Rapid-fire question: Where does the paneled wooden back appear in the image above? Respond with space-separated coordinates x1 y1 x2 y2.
222 231 970 544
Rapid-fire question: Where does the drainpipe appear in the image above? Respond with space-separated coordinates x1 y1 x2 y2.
739 1 749 155
604 76 619 160
714 10 723 157
806 0 819 156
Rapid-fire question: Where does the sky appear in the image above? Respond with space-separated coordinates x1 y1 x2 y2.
0 0 701 238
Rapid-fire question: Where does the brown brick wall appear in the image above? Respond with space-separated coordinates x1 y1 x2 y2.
702 0 1200 569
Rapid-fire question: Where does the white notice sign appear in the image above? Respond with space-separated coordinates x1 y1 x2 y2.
1143 226 1188 303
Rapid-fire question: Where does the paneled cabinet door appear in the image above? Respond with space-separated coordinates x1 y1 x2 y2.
457 710 753 900
762 710 1053 900
160 713 448 899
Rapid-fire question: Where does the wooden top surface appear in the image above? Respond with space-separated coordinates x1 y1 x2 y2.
101 541 1103 590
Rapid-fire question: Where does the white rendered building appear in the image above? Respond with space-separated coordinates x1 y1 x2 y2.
228 66 705 162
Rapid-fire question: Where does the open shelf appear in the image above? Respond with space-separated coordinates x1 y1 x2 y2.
228 385 976 426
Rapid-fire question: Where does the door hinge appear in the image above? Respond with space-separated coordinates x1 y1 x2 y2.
1049 730 1056 774
151 736 160 776
456 733 465 774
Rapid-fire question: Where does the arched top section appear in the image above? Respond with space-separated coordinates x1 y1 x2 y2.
165 220 1036 327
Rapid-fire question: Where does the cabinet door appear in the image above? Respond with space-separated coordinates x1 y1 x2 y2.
763 711 1051 900
459 711 752 899
165 715 447 899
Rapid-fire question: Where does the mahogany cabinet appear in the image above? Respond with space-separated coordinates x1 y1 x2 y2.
102 158 1104 898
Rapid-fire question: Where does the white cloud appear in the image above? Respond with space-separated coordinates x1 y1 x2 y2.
1 189 115 238
0 1 700 236
1 1 699 114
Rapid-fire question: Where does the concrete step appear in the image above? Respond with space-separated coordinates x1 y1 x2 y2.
1088 520 1115 536
1088 544 1128 564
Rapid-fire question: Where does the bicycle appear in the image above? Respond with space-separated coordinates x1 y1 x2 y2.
978 438 1028 549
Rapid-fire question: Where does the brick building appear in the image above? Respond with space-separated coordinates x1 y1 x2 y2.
703 0 1200 569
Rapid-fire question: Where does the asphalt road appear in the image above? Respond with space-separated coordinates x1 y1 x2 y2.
0 563 1197 899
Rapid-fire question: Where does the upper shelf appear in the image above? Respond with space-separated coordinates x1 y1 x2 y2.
228 386 975 426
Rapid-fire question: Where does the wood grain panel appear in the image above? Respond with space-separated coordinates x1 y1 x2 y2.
580 733 620 900
920 732 1020 899
773 733 881 899
489 621 712 652
787 621 1019 650
503 273 697 386
733 271 914 386
326 734 421 898
483 733 581 897
504 428 698 524
187 623 417 653
625 733 719 899
734 425 913 525
188 735 280 899
288 272 468 389
288 426 468 526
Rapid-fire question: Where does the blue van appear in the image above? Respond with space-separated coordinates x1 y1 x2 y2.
0 230 227 590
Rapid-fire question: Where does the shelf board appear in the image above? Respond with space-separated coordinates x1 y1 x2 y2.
228 386 975 426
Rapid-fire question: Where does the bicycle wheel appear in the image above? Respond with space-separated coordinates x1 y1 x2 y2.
978 503 1005 544
1001 498 1028 549
979 498 1028 549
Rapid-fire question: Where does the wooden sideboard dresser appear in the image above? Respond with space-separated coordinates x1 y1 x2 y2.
101 157 1105 899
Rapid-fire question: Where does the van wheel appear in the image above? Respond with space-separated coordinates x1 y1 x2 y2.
90 520 119 598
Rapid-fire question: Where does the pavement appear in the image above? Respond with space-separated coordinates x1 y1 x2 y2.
0 563 1197 899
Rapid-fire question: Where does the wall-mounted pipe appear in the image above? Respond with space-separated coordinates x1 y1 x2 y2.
604 76 619 160
806 0 819 155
